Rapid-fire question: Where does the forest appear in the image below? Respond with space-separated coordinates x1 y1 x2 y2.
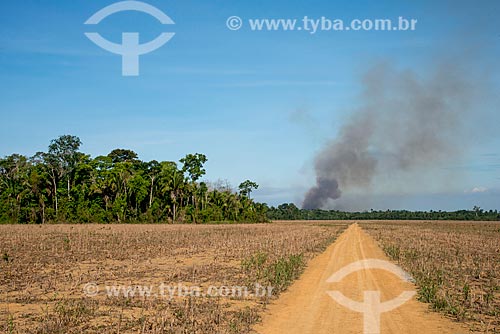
267 203 500 221
0 135 268 224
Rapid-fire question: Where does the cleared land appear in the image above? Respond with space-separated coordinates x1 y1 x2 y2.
1 220 498 333
0 222 348 333
360 221 500 333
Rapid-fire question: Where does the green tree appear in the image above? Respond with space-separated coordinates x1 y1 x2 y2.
107 149 138 164
46 135 82 215
143 160 160 209
0 135 272 224
180 153 207 182
180 153 207 223
157 161 184 223
0 154 30 222
238 180 259 198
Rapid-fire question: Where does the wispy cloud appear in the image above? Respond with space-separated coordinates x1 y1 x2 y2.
480 153 500 157
212 80 340 88
255 185 306 197
444 163 500 172
0 39 102 57
159 67 256 76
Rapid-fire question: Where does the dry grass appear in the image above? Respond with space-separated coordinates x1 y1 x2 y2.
360 220 500 333
0 222 348 333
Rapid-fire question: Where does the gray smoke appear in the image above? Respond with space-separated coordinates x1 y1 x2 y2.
302 61 474 209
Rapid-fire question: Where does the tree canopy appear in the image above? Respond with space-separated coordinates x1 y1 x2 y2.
0 135 268 224
267 203 499 221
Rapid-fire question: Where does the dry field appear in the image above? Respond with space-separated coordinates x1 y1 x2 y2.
360 221 500 333
0 222 348 334
2 220 498 334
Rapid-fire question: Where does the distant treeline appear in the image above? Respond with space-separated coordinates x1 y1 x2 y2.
0 135 267 224
267 203 500 221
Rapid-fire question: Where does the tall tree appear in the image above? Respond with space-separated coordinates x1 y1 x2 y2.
238 180 259 198
142 160 160 209
0 154 29 222
47 135 82 211
157 161 184 223
180 153 207 182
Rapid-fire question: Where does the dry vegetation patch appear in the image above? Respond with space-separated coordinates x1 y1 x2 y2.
0 222 348 333
360 221 500 333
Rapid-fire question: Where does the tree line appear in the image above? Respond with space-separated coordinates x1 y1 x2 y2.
267 203 500 221
2 136 497 224
0 135 268 224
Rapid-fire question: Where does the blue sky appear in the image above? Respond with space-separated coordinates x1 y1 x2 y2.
1 0 499 210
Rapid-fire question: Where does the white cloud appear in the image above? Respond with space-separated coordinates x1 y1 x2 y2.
466 186 489 194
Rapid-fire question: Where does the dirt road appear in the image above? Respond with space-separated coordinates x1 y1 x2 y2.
254 224 467 334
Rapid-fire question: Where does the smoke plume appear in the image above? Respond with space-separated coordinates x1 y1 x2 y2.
302 62 475 209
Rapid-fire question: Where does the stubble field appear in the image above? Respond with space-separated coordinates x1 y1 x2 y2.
0 222 348 334
360 221 500 333
1 220 499 333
